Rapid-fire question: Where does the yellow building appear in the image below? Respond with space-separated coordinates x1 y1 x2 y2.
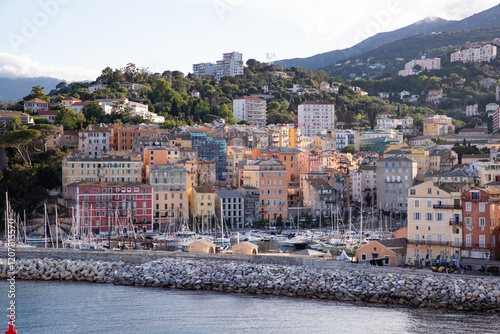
267 124 291 147
406 181 470 266
384 143 429 181
169 133 192 148
146 164 188 232
188 186 216 220
289 126 300 148
226 146 246 188
62 151 143 196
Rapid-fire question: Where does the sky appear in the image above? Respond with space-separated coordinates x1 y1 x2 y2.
0 0 498 82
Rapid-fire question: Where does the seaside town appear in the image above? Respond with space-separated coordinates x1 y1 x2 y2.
2 13 500 329
1 47 500 271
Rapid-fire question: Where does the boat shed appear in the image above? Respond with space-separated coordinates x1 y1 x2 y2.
355 239 407 267
189 240 216 253
232 241 259 255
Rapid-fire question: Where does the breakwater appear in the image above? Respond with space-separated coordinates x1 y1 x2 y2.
1 257 499 312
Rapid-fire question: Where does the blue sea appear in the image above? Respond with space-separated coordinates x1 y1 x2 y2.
1 280 499 334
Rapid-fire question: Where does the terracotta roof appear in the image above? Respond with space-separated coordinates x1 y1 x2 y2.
299 100 334 105
38 110 58 116
458 128 487 133
25 98 48 104
235 96 265 101
71 102 92 106
62 97 81 101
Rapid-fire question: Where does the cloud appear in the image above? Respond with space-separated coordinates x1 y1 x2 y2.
0 53 99 82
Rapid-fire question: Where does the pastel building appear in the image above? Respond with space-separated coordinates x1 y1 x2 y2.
24 98 48 113
461 187 500 261
233 96 267 127
62 152 143 196
78 124 112 156
66 181 153 235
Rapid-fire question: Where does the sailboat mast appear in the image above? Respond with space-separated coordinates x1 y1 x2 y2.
359 200 363 245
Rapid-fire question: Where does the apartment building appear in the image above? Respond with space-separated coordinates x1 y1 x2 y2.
215 190 245 229
426 89 446 104
407 181 468 266
193 62 216 78
188 186 216 220
0 111 34 126
398 57 441 76
240 159 288 222
62 152 143 196
302 178 336 217
298 101 335 137
450 44 497 63
78 124 113 155
237 186 259 226
376 156 417 211
113 124 163 151
423 115 455 135
66 181 153 235
191 132 227 181
147 164 188 231
267 124 291 147
461 187 500 261
252 147 308 184
384 144 429 182
350 164 377 203
215 51 244 80
233 96 267 127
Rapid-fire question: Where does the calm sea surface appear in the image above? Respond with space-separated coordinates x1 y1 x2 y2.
1 280 499 334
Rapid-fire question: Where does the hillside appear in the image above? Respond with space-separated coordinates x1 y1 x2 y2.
321 27 500 79
276 3 500 71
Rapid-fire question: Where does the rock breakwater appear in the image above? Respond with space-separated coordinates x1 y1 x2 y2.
2 257 499 311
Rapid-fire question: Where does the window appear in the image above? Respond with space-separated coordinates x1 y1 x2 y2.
414 234 420 242
413 212 420 220
479 218 485 227
471 191 480 200
410 189 415 195
427 200 432 208
479 203 485 212
414 200 419 208
465 202 471 212
436 213 442 221
479 235 485 248
425 213 433 221
466 234 471 247
465 217 471 226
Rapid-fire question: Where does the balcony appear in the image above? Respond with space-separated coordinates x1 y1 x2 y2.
407 239 457 246
433 204 462 210
449 219 462 226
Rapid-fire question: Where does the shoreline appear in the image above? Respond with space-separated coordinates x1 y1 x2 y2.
1 255 500 312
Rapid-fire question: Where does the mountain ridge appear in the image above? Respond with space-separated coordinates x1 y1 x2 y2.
276 3 500 70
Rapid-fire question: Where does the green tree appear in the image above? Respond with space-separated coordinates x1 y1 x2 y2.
341 145 356 154
30 124 59 153
0 129 41 165
55 108 81 130
23 85 50 102
8 116 23 131
82 102 105 124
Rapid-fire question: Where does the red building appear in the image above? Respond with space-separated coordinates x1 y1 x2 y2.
461 187 500 260
66 181 153 235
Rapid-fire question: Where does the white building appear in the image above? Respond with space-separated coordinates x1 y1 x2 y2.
465 104 479 117
298 101 335 137
193 62 216 78
216 190 245 229
351 165 377 203
215 52 244 80
496 86 500 102
335 129 356 151
450 44 497 63
398 57 441 77
233 96 267 127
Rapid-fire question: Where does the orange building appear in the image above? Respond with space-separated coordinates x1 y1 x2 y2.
113 125 163 151
252 147 308 184
240 159 288 222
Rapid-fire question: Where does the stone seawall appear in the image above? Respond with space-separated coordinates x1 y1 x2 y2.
1 256 499 312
